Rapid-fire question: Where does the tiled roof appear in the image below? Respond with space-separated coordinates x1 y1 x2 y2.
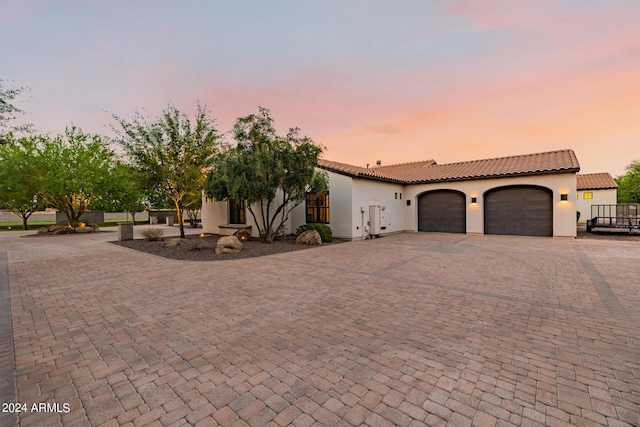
577 173 618 190
318 149 580 184
316 159 410 183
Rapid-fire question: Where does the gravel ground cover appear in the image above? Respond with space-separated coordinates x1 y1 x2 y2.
111 234 345 261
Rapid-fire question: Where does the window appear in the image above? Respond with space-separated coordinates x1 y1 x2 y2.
584 192 593 199
229 199 245 224
306 192 330 224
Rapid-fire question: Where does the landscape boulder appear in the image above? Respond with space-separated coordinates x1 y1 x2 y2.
164 238 185 247
215 235 243 254
37 227 49 234
52 227 71 235
74 226 94 233
295 230 322 246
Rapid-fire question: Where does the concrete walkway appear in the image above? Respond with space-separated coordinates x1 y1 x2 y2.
1 230 639 426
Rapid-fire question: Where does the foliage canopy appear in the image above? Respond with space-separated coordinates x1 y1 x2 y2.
616 161 640 204
205 107 328 243
113 103 220 238
37 127 118 225
0 135 41 229
0 79 32 144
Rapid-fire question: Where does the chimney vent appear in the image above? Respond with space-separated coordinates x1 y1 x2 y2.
376 160 381 166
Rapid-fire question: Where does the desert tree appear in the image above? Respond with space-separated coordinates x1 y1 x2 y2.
38 127 117 225
113 103 220 238
92 162 147 225
205 107 328 243
0 135 41 229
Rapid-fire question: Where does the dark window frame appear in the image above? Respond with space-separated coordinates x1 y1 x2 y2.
229 199 246 224
306 192 330 224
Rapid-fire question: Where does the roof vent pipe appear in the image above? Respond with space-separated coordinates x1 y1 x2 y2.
376 160 381 166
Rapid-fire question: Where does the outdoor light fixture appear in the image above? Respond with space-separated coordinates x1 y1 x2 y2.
560 193 568 201
406 200 411 206
471 197 477 204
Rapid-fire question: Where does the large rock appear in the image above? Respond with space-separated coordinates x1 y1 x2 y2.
74 226 94 233
215 235 243 254
295 229 322 246
52 227 71 235
37 227 49 234
164 238 185 247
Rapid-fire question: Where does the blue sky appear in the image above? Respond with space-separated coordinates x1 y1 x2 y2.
3 1 640 175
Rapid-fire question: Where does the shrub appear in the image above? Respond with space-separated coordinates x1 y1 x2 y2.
296 223 333 243
142 227 164 241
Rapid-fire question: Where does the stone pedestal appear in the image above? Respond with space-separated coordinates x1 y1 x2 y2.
118 222 134 241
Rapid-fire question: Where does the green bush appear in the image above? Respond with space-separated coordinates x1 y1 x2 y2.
296 223 333 242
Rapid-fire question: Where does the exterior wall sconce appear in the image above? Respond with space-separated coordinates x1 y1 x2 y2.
406 200 411 206
471 197 477 204
560 193 568 201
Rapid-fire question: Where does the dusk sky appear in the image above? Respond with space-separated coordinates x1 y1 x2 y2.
2 1 640 176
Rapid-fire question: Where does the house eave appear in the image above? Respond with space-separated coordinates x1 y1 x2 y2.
405 168 581 185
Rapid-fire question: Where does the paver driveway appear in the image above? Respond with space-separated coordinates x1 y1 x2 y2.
1 230 639 426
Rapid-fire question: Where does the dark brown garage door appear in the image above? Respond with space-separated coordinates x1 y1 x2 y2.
484 186 552 236
418 190 466 233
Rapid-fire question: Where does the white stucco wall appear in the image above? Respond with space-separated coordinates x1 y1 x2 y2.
576 188 617 223
288 170 404 240
201 190 295 238
201 195 227 235
349 178 405 240
404 172 577 237
323 171 353 239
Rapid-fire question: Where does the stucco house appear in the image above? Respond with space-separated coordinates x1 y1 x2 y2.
202 149 581 239
575 173 618 224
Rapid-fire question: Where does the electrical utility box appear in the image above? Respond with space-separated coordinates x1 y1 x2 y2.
369 205 387 236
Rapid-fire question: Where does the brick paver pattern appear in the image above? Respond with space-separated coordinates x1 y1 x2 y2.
2 230 639 426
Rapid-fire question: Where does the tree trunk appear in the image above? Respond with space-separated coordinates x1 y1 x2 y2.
22 215 28 231
175 201 185 239
131 212 137 226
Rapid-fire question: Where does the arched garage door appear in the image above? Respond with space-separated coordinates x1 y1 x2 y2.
418 190 466 233
484 186 552 236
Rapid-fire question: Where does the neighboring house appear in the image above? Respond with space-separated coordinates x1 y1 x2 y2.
576 173 618 223
202 149 581 238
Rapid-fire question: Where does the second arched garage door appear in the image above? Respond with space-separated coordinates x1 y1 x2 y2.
484 186 553 236
418 190 466 233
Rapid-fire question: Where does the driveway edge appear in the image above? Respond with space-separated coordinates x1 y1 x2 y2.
0 251 18 427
